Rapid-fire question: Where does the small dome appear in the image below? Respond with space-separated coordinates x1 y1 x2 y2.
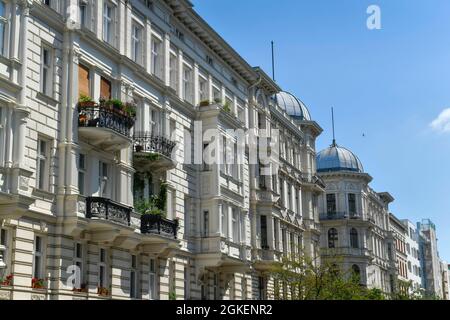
274 91 311 121
317 143 364 173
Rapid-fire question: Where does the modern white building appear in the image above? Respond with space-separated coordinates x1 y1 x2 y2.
316 141 396 293
0 0 324 300
401 219 423 293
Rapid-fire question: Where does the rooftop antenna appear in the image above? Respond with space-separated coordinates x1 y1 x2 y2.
271 41 275 82
331 107 336 146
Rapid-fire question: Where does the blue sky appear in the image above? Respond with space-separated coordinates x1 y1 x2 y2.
193 0 450 260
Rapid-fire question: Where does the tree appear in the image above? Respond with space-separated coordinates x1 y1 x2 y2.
269 250 387 300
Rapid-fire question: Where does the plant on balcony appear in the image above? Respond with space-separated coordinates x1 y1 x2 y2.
199 100 211 107
73 283 88 293
222 101 232 114
214 98 222 104
135 181 168 217
78 94 96 107
31 277 46 290
124 102 137 119
97 286 110 297
0 274 13 287
169 291 177 300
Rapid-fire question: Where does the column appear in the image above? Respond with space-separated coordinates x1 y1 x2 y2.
164 32 171 86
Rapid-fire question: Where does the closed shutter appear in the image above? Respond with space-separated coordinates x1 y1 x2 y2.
78 64 91 97
100 77 112 99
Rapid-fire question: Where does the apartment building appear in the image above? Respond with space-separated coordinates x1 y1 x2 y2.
389 213 408 293
316 141 396 293
401 219 423 293
0 0 324 300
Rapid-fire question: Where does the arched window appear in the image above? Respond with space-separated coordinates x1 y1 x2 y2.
352 264 361 282
328 228 338 248
350 228 359 248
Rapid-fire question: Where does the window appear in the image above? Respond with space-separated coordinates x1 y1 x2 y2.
199 75 208 102
183 64 193 104
298 235 303 257
241 277 247 299
326 194 336 214
212 85 221 103
260 215 268 249
328 228 338 248
99 161 109 198
73 243 84 288
149 258 157 300
213 273 219 300
103 2 114 45
273 218 279 251
0 228 8 276
220 205 227 237
78 64 91 97
352 265 361 282
350 228 359 248
78 154 86 195
287 183 292 210
232 209 239 243
98 248 108 290
258 276 267 300
281 228 287 253
169 51 178 92
36 138 50 191
184 266 190 300
79 0 91 29
33 236 44 279
201 274 209 300
0 1 7 57
203 211 209 238
151 37 163 79
131 22 143 64
100 76 112 100
290 233 296 257
348 193 356 216
130 255 138 299
41 46 53 96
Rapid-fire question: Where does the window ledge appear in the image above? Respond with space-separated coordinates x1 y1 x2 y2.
36 92 59 106
32 188 56 201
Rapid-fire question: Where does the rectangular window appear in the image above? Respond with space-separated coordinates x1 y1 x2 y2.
41 46 53 96
98 248 108 289
290 233 296 257
326 194 336 214
78 154 86 195
99 161 109 198
100 76 112 100
213 273 219 300
273 218 279 251
241 277 247 300
183 65 193 104
78 64 91 97
348 193 356 215
33 236 44 279
149 258 156 300
36 138 49 191
169 51 178 92
212 85 221 103
232 209 239 243
258 277 266 300
198 75 208 102
130 255 138 299
203 211 209 238
103 2 114 45
287 183 292 210
0 228 8 275
151 37 163 79
184 266 190 300
73 243 84 288
0 1 7 57
260 215 268 249
131 22 143 64
282 228 287 254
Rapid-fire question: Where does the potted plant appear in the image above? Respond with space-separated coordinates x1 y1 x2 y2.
199 100 211 107
78 94 96 108
0 274 13 287
125 102 137 119
97 286 110 297
135 144 143 153
73 283 88 293
222 101 232 113
31 277 46 290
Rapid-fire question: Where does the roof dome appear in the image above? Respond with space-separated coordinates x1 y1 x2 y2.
317 143 364 173
274 91 311 121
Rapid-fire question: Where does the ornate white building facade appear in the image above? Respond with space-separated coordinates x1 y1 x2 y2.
0 0 324 300
316 141 396 293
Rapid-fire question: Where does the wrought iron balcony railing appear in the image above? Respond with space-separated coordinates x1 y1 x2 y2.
320 212 362 220
78 104 135 137
141 214 178 239
86 197 132 227
133 133 176 158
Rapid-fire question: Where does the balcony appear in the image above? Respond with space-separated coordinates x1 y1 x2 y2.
78 101 135 151
140 214 178 239
321 247 371 258
133 133 177 173
320 212 362 221
86 197 132 227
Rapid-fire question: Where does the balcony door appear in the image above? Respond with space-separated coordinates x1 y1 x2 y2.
99 161 111 199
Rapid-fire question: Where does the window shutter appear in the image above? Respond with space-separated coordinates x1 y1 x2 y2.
78 64 91 97
100 77 112 99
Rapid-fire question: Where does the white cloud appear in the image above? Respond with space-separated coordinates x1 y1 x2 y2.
430 108 450 133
